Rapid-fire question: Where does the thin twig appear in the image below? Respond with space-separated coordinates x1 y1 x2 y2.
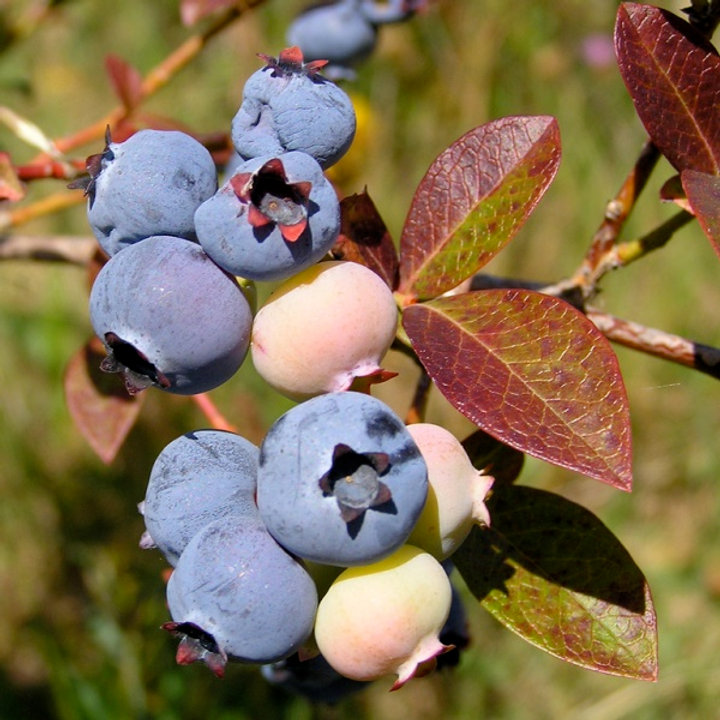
32 1 265 161
404 370 432 425
587 308 720 380
0 192 85 231
0 234 96 264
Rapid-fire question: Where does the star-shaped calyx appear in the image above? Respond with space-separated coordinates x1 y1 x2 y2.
230 158 312 242
257 45 329 79
162 621 228 678
318 443 393 524
67 125 114 207
100 331 171 395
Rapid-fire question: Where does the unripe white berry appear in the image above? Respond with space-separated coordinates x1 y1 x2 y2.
406 423 493 560
251 261 398 400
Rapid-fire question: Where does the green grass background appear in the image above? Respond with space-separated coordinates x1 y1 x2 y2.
1 0 719 718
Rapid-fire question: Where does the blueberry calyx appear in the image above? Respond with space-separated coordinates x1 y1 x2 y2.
162 621 227 678
258 46 329 79
318 443 393 524
100 331 171 395
67 125 114 206
230 158 312 243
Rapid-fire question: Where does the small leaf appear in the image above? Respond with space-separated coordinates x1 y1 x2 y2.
331 191 399 289
659 174 692 213
453 485 658 681
105 55 144 111
615 3 720 174
682 169 720 259
397 116 561 301
402 290 632 489
64 338 144 464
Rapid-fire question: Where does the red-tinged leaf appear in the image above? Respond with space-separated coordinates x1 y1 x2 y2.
0 152 25 201
105 55 144 111
682 169 720 259
180 0 238 25
64 338 144 464
615 3 720 174
331 191 400 289
402 290 632 489
397 116 561 302
453 485 658 681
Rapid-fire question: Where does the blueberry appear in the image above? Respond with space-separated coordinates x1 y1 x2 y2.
250 260 398 400
164 516 318 675
141 429 260 566
256 392 428 566
194 152 340 281
89 235 252 395
231 47 356 170
81 129 217 256
286 1 378 79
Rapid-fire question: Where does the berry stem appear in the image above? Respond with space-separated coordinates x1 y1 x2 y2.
405 369 431 425
0 191 85 231
192 393 239 433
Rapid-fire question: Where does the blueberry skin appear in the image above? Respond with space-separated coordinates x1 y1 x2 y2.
287 1 378 75
166 517 318 666
89 235 252 395
142 430 260 566
231 54 356 170
257 392 428 566
194 152 340 282
87 129 218 256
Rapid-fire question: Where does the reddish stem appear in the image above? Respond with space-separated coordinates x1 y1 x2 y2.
192 393 238 432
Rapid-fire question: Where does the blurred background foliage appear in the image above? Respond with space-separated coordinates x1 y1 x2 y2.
1 0 719 718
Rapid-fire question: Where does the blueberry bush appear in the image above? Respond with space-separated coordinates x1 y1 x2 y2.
2 0 720 717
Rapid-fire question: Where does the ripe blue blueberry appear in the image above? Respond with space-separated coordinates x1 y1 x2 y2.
80 128 217 256
286 1 378 80
89 235 252 395
194 152 340 281
256 392 428 566
164 516 318 675
231 47 356 170
141 429 260 566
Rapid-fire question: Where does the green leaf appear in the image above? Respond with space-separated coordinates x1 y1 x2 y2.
64 338 144 464
453 485 658 681
615 3 720 174
402 290 632 489
397 116 561 302
682 169 720 259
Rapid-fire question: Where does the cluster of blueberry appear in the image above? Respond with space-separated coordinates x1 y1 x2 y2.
140 393 492 692
287 0 428 80
77 39 492 696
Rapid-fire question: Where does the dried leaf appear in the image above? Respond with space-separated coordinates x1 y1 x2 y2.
64 338 144 464
615 3 720 174
397 116 561 301
402 290 632 489
331 191 399 289
454 485 658 680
